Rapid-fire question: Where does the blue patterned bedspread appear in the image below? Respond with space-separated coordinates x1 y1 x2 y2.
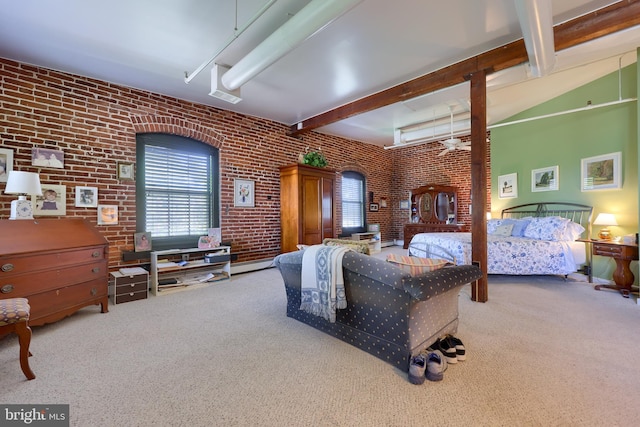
408 233 579 275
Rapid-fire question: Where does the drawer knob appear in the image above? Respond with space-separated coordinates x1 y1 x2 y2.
1 284 14 294
129 292 134 296
1 263 14 272
92 267 101 273
91 288 97 296
92 251 101 258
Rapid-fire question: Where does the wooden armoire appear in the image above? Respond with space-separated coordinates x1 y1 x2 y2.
279 164 337 253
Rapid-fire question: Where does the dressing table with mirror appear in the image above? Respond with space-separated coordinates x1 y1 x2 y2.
403 184 462 249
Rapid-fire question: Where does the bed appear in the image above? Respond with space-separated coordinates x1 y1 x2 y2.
407 202 593 277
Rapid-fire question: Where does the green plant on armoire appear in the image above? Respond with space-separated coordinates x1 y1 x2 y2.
301 147 327 168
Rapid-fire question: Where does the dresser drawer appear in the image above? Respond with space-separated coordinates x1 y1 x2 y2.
26 278 107 323
0 246 106 276
0 260 107 297
112 290 147 304
593 244 622 257
113 280 147 294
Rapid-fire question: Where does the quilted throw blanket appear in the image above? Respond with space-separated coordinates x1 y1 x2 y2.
300 245 351 323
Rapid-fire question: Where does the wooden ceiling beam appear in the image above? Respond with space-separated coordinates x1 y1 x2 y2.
289 1 640 137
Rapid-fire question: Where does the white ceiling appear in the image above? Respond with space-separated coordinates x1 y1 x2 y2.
0 0 637 148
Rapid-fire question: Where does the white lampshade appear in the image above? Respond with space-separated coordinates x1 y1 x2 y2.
4 171 42 196
593 213 618 226
593 213 617 240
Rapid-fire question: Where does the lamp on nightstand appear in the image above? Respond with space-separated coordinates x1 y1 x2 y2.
593 213 618 240
4 171 42 220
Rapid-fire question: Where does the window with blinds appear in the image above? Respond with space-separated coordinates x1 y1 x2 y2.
341 171 366 234
136 134 219 250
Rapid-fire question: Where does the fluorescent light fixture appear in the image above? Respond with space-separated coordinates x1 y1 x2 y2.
392 114 471 147
515 0 556 77
221 0 363 92
209 64 242 104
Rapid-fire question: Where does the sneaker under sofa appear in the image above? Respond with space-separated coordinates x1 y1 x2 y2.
274 249 482 371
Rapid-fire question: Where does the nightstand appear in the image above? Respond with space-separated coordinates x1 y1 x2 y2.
584 239 639 298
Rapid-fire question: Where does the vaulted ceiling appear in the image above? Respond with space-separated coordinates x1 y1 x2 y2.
0 0 638 147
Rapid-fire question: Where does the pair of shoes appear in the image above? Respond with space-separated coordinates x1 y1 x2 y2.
433 337 457 364
408 353 428 385
425 349 447 381
433 335 467 364
447 335 466 362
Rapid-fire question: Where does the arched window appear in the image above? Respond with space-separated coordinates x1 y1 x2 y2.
136 133 220 250
341 171 366 235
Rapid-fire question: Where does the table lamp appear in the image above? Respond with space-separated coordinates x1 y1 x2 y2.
593 213 617 240
4 171 42 220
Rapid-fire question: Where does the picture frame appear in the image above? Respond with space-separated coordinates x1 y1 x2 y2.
32 147 64 169
134 232 152 252
32 184 66 216
0 148 13 182
97 205 118 225
581 151 622 191
369 203 379 212
498 173 518 199
531 165 559 192
234 179 254 207
75 186 98 207
117 162 135 180
399 200 410 210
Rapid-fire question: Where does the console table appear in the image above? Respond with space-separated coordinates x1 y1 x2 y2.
583 239 639 298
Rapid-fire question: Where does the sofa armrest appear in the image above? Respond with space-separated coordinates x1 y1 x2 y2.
401 264 483 301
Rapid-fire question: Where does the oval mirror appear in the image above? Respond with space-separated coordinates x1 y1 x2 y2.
435 192 451 221
419 193 432 222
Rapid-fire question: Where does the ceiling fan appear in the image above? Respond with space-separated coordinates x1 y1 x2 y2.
438 106 471 156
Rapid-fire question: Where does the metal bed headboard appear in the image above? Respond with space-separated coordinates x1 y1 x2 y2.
501 202 593 240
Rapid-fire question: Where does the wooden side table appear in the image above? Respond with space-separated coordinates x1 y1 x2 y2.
585 239 639 298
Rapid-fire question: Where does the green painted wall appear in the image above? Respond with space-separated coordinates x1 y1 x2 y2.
490 63 638 283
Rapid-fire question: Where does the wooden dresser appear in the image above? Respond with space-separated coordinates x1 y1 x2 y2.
403 184 462 248
0 218 109 328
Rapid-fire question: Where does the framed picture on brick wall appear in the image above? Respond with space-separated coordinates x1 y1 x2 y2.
0 148 13 182
98 205 118 225
32 147 64 169
234 179 254 207
33 184 66 216
75 186 98 207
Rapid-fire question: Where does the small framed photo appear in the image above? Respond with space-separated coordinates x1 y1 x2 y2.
399 200 410 210
369 203 379 212
117 162 135 180
134 232 152 252
531 165 559 192
32 147 64 169
498 173 518 199
98 205 118 225
581 151 621 191
0 148 13 182
33 184 66 216
75 186 98 207
234 179 255 207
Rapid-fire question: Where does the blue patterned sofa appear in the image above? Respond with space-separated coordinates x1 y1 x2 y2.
273 249 482 371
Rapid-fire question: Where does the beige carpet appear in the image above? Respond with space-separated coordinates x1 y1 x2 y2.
2 246 640 426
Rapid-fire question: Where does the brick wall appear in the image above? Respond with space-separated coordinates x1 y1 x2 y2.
0 58 490 270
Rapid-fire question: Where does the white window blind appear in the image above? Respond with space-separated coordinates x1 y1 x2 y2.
144 145 212 238
342 173 364 228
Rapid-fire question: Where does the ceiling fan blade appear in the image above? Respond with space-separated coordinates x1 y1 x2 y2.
458 146 472 151
438 148 449 156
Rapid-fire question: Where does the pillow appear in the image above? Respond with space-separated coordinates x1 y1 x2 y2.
562 221 585 240
386 254 449 276
510 218 532 237
487 219 503 234
493 223 514 237
322 238 370 254
523 216 571 241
